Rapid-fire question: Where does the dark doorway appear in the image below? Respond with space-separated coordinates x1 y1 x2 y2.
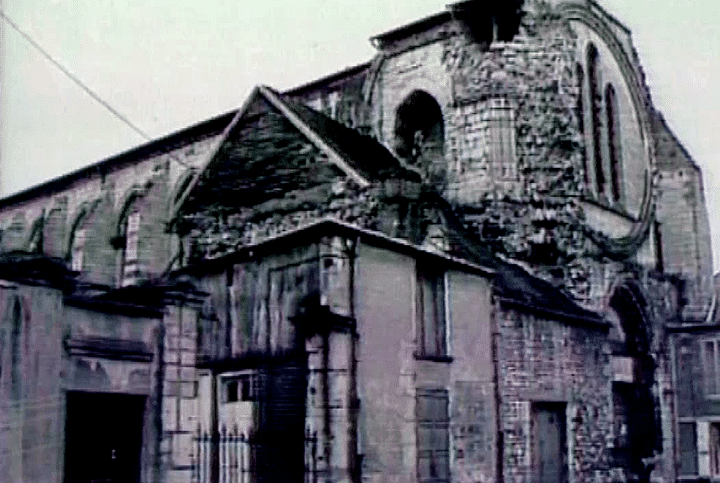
63 391 146 483
531 402 568 483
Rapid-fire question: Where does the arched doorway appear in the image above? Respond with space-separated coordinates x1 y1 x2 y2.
607 282 662 479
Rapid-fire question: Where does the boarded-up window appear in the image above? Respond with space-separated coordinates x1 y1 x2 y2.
416 388 450 483
416 266 447 358
702 339 720 397
680 422 698 476
488 98 517 181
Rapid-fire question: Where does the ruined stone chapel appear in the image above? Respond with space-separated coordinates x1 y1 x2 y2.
0 1 717 483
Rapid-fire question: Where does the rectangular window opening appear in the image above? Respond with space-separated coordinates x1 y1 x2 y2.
703 340 720 397
416 266 448 359
222 372 259 403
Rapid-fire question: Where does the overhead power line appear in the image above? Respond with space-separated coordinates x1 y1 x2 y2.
0 9 192 168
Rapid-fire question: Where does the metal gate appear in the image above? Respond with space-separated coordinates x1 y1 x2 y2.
190 425 318 483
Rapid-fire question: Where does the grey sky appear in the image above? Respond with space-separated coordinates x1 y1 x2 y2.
2 0 719 270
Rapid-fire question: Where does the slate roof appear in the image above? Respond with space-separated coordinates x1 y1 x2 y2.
172 86 419 221
276 91 421 183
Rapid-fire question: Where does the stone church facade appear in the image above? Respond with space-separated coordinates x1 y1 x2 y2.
0 1 715 482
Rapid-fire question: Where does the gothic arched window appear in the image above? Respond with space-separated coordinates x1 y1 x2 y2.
575 63 591 188
587 43 605 196
606 83 623 203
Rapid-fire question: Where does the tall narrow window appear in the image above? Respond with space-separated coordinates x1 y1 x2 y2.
703 339 720 397
712 423 720 477
120 203 141 287
606 84 623 203
653 222 664 273
587 44 605 197
679 422 698 476
416 266 447 358
70 213 87 272
488 98 517 181
575 63 591 188
27 218 43 253
416 388 450 483
10 298 22 401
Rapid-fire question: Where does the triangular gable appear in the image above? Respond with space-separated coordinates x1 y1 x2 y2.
170 86 372 224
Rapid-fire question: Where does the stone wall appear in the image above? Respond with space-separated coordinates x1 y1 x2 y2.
356 243 496 483
495 304 614 483
0 132 222 286
656 165 714 321
0 283 66 483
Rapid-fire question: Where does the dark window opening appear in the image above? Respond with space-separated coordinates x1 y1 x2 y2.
394 91 445 171
10 298 21 401
587 44 605 197
223 373 259 403
703 339 720 397
450 1 524 44
679 422 698 476
606 84 623 203
653 222 664 273
416 266 447 359
575 63 591 188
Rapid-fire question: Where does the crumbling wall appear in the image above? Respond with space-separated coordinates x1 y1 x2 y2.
441 3 595 295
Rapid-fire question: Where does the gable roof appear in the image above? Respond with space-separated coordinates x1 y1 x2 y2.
171 85 418 223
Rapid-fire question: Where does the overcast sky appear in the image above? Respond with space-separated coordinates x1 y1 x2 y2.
1 0 719 270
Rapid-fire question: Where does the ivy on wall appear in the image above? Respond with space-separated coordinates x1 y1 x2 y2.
441 1 595 294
